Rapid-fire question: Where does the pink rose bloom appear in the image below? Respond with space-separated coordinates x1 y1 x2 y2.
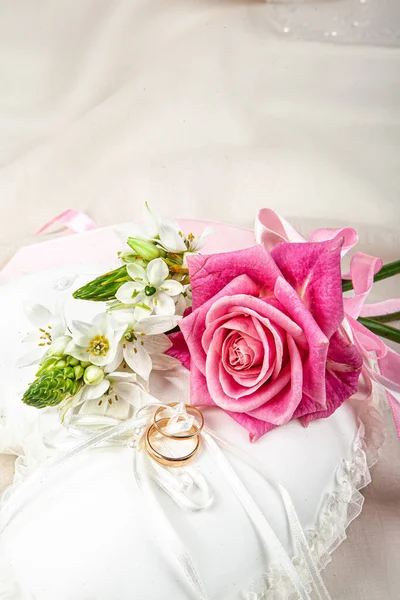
170 240 363 441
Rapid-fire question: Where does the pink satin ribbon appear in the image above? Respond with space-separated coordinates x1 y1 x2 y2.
360 299 400 319
255 208 358 256
342 253 383 320
36 210 98 235
255 208 400 437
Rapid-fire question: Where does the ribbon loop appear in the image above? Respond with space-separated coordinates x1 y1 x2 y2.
36 210 98 235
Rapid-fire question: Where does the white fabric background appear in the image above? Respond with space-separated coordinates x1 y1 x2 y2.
0 0 399 598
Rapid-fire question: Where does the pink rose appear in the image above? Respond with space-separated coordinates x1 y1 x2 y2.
170 241 362 441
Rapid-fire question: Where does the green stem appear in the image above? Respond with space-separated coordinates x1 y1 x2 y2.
342 259 400 293
365 311 400 324
358 317 400 344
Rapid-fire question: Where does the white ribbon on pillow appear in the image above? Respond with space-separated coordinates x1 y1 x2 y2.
0 401 331 600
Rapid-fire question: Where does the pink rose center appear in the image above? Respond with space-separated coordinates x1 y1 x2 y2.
227 332 262 370
219 316 281 387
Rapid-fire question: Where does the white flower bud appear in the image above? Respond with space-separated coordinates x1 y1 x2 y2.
47 335 72 357
84 365 105 386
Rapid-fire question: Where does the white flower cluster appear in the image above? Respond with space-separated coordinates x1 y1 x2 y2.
18 205 213 421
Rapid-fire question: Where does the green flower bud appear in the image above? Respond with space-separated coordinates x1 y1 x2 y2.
127 238 161 261
55 359 67 368
132 257 150 268
74 365 84 380
63 367 75 379
66 356 79 366
36 357 58 376
119 252 142 264
80 361 92 368
84 365 104 386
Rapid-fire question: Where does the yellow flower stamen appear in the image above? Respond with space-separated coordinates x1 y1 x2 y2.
88 335 110 357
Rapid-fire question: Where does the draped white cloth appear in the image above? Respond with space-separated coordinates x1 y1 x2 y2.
0 1 399 598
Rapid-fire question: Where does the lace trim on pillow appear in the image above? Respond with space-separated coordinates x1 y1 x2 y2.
242 392 385 600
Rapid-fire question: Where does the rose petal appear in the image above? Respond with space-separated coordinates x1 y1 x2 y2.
187 245 281 310
271 238 344 339
226 411 276 443
206 349 292 411
189 362 217 407
179 276 261 373
295 330 362 425
205 295 306 349
217 319 277 390
274 277 329 407
167 332 191 370
248 334 303 425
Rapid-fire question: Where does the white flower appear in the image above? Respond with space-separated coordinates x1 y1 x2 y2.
17 302 65 367
157 218 187 252
65 313 124 367
186 227 215 253
46 335 72 357
116 258 183 316
68 372 143 420
106 312 181 382
182 227 215 267
129 202 187 253
174 294 187 317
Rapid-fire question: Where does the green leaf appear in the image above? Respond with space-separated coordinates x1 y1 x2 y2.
357 317 400 344
365 311 400 324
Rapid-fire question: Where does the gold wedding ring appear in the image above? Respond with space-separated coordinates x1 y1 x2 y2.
145 418 201 468
153 402 204 439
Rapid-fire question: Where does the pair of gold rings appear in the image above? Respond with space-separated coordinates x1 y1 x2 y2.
145 403 204 468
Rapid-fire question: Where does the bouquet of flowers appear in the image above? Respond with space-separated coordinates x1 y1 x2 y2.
19 205 400 441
